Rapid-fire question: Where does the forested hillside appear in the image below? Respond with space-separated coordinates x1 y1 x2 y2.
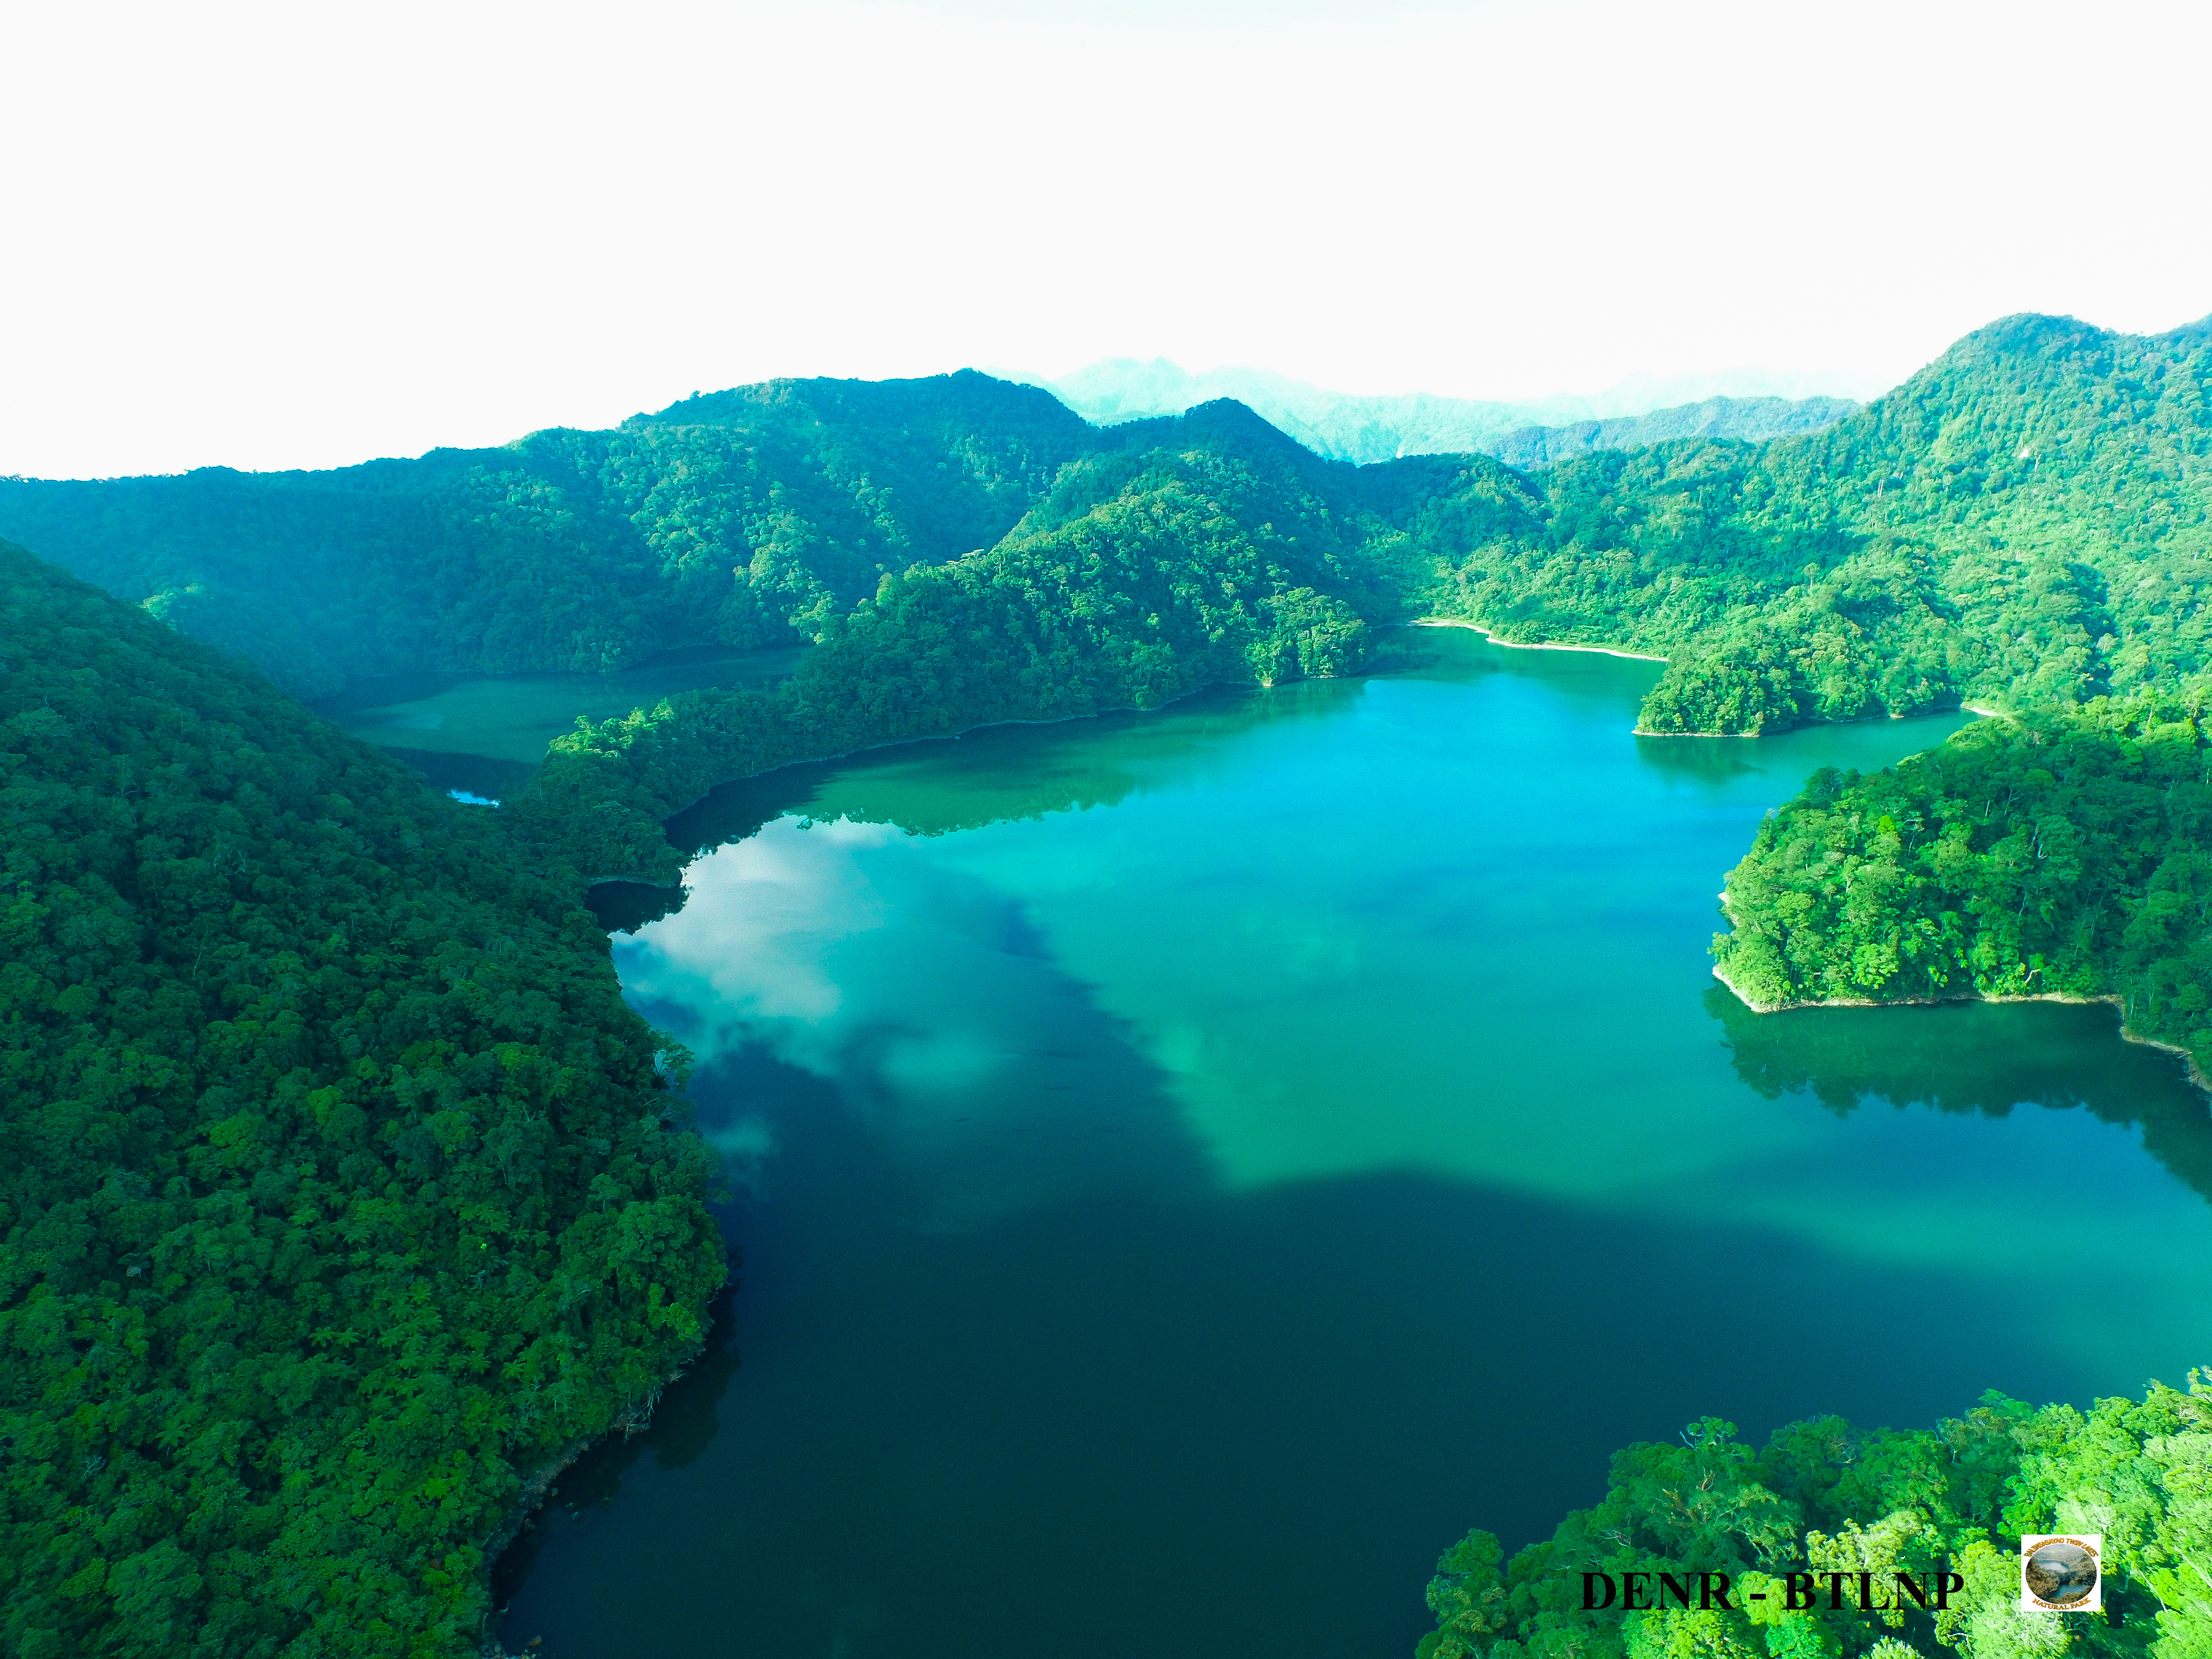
1428 312 2212 734
9 302 2212 1659
1414 1376 2212 1658
505 401 1535 880
6 315 2203 744
0 542 723 1656
0 372 1091 698
13 312 2212 1020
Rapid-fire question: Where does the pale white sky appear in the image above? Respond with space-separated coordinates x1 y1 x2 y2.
1 0 2205 478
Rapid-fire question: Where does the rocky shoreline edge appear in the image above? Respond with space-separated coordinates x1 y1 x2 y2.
473 1368 682 1658
474 1261 731 1656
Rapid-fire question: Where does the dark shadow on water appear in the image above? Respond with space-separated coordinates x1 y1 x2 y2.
660 634 1656 861
312 668 481 714
584 880 690 934
664 754 847 852
1400 625 1662 713
1707 988 2212 1202
497 1025 2138 1659
504 671 2189 1659
1634 733 1761 784
1358 625 1448 676
1632 712 1973 791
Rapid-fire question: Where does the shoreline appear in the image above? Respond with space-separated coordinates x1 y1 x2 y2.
478 1355 697 1656
1634 704 1995 741
570 659 1442 888
1411 617 1667 664
1708 962 2211 1093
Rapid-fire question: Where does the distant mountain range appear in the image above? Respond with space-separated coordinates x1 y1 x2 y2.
1005 358 1876 466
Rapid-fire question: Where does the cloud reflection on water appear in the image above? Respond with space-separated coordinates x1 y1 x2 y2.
617 815 1209 1233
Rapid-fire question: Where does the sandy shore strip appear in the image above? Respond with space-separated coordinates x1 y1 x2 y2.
1412 617 1666 663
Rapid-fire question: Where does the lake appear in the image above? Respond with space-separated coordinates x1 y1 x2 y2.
498 628 2212 1658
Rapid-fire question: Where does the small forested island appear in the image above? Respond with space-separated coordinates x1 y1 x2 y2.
4 307 2211 1656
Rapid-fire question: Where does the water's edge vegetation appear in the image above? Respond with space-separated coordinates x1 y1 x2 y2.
1714 701 2212 1090
0 547 724 1657
5 305 2212 1656
1413 1377 2211 1659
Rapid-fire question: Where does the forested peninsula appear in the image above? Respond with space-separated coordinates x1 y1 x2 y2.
1713 700 2212 1071
6 307 2212 1657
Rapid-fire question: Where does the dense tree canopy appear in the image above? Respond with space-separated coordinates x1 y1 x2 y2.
1712 697 2212 1070
0 373 1094 699
504 401 1477 881
1416 1375 2212 1658
0 542 722 1656
1425 313 2212 733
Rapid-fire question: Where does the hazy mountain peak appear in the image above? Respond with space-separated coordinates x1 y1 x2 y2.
1001 359 1871 467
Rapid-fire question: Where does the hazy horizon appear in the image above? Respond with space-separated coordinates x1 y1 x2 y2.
3 0 2206 479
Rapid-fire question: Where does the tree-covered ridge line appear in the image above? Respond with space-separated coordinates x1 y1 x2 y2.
0 372 1097 700
1482 395 1862 471
503 400 1455 883
1422 312 2212 735
4 309 2204 746
477 312 2212 879
0 541 724 1657
1709 698 2212 1073
1416 1374 2212 1658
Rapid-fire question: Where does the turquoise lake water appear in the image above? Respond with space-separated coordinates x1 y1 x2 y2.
498 629 2212 1658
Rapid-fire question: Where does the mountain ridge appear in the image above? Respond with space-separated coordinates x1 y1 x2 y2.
1009 356 1874 465
0 309 2202 745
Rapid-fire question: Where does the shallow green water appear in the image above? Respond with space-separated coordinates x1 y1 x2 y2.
318 643 804 795
501 632 2212 1658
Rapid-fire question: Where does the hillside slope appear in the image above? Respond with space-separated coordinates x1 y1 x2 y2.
0 541 722 1656
4 312 2203 745
1427 312 2212 733
0 372 1090 698
1415 1381 2212 1659
506 400 1546 880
